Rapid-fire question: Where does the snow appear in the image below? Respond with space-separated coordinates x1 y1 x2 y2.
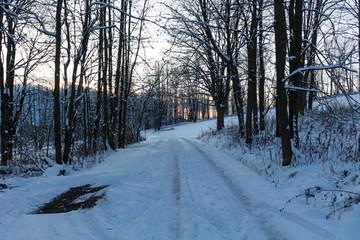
145 117 237 139
0 110 358 239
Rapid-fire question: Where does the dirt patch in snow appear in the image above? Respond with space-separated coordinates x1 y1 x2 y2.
33 184 109 214
0 183 8 191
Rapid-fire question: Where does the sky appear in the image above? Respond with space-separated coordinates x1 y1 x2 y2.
141 0 173 62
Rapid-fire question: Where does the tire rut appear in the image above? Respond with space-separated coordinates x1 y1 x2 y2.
171 138 230 239
182 138 342 240
179 138 281 240
169 139 182 239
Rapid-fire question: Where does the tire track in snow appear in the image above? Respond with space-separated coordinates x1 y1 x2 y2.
183 138 342 240
181 138 284 240
84 139 181 240
173 138 256 239
177 138 277 239
169 138 182 239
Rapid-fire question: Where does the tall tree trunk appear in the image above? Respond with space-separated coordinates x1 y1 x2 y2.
102 0 109 150
216 104 226 131
78 0 92 154
1 4 16 166
54 0 64 164
259 0 265 131
358 0 360 92
63 0 92 164
299 0 311 114
274 0 292 166
232 68 245 136
246 0 258 144
0 1 4 166
119 1 132 148
112 0 126 149
118 52 126 147
108 4 116 149
228 0 244 136
94 2 104 152
288 0 303 148
308 0 320 110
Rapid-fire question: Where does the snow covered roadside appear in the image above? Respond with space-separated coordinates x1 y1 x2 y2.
0 138 182 239
185 138 356 240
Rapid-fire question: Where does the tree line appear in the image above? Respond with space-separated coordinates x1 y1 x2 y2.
0 0 151 168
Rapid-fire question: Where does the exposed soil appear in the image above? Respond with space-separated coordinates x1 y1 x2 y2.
33 184 109 214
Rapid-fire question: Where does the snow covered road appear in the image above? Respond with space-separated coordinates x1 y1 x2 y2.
0 136 344 239
170 138 269 239
170 138 339 240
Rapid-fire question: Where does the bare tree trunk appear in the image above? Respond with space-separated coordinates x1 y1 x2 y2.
358 0 360 92
107 4 116 149
199 0 230 131
308 6 319 110
216 104 226 131
1 3 16 166
299 0 312 114
119 2 131 148
259 0 266 131
120 0 146 146
0 1 4 166
112 0 126 149
117 0 131 148
78 0 92 154
246 0 258 144
118 53 126 147
63 0 92 164
62 0 72 164
118 0 134 148
94 3 104 152
288 0 303 148
102 0 109 150
274 0 292 166
229 0 244 136
232 69 245 136
54 0 63 164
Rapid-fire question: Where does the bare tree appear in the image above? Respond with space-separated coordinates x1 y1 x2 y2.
0 0 45 166
166 0 248 131
288 0 304 148
258 0 266 131
274 0 292 166
62 0 94 164
245 0 259 144
343 0 360 91
301 0 323 112
54 0 63 164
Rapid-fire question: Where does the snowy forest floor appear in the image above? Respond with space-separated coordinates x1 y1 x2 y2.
0 95 359 239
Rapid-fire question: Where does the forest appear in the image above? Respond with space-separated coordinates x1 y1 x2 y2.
0 0 359 173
